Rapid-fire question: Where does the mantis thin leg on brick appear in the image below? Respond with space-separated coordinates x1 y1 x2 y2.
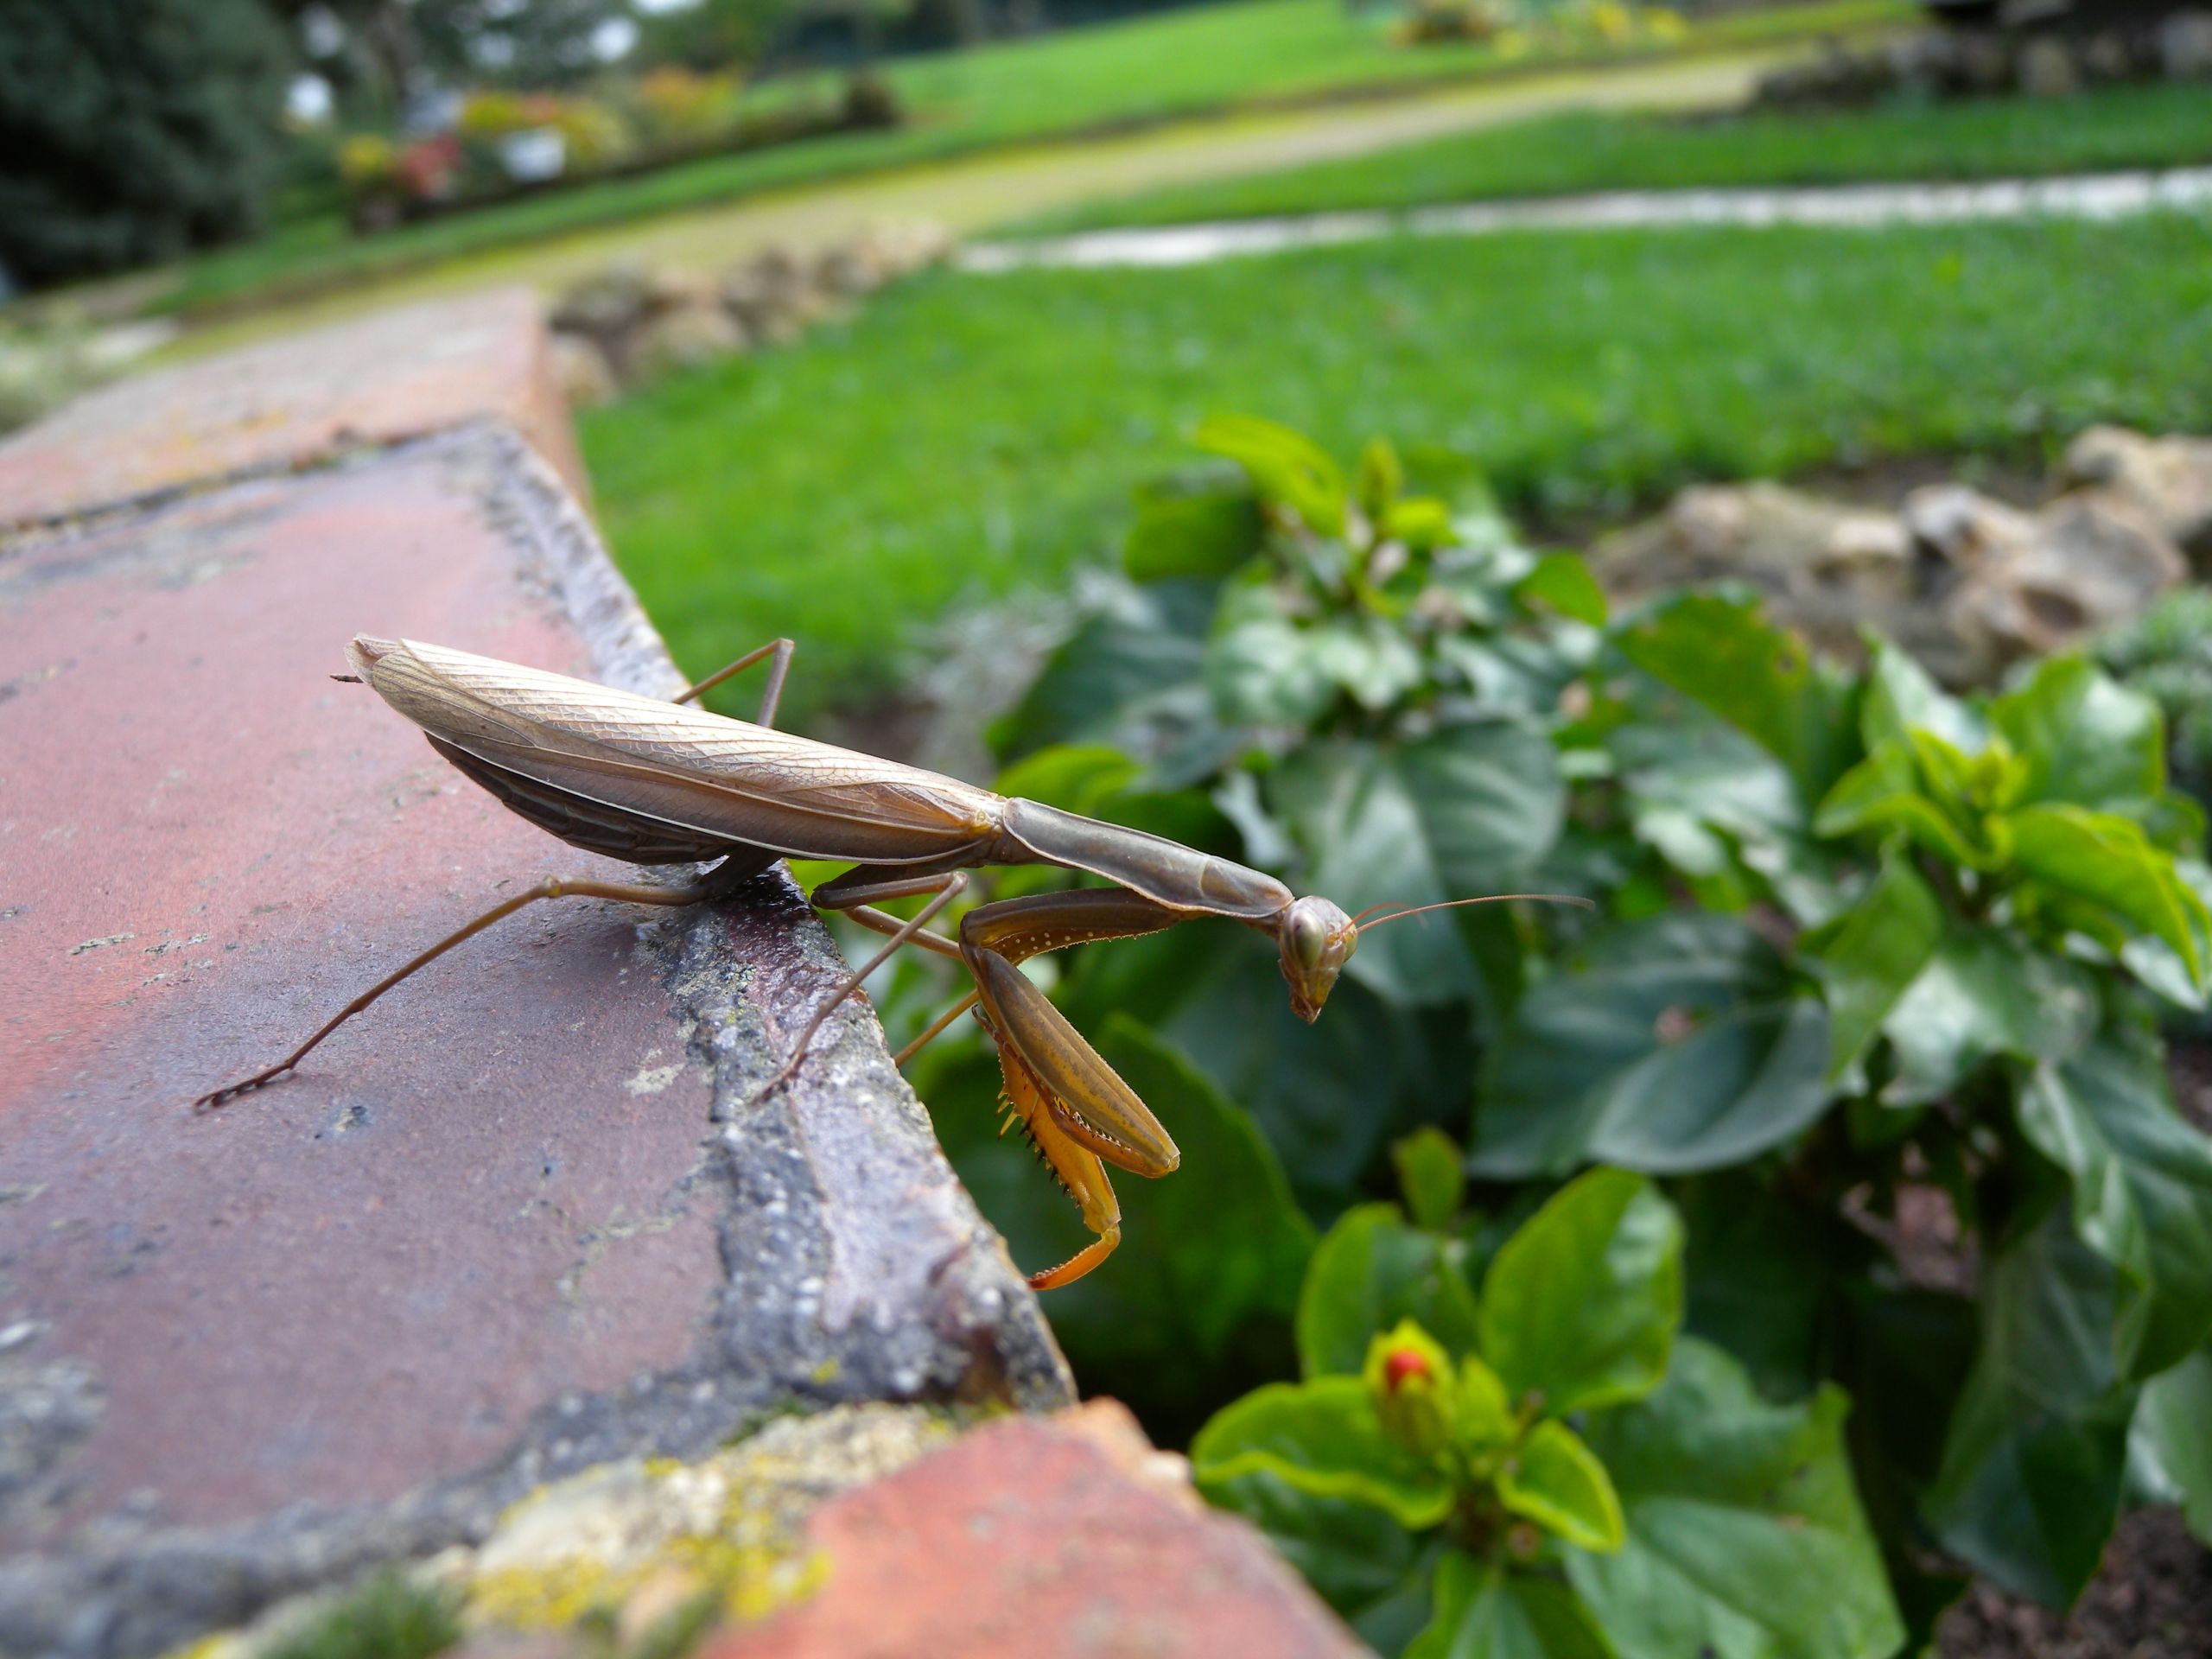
198 634 1573 1288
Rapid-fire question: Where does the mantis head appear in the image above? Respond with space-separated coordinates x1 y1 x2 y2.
1278 892 1596 1023
1279 896 1359 1023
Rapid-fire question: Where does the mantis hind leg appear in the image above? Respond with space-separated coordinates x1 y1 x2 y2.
194 874 717 1110
672 636 794 726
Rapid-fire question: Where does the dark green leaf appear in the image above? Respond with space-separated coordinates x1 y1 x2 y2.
1192 1376 1452 1529
1059 921 1474 1218
1500 1421 1625 1553
2134 1346 2212 1547
928 1017 1313 1439
1800 844 1942 1077
1123 468 1264 583
1300 1202 1483 1379
1678 1173 1838 1404
1879 925 2097 1107
1570 1339 1904 1659
1271 722 1564 1007
1478 1169 1682 1416
1395 1126 1469 1234
1200 1465 1440 1650
1923 1211 2138 1608
2008 804 2210 988
1408 1554 1616 1659
2018 1039 2212 1379
1990 655 2165 811
991 579 1212 765
1471 913 1834 1178
1618 591 1860 805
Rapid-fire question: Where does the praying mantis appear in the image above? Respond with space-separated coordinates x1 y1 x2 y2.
199 634 1529 1288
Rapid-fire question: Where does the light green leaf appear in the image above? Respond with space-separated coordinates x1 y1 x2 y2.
1799 844 1942 1077
1471 913 1834 1178
1300 1203 1483 1380
2008 804 2210 987
1208 580 1338 728
1395 1127 1468 1234
1570 1339 1904 1659
1502 1421 1626 1554
1479 1170 1682 1416
1923 1211 2138 1608
1516 554 1608 627
1618 591 1859 806
2134 1346 2212 1547
992 743 1141 817
1307 616 1427 712
1814 741 1989 869
1271 721 1564 1007
1409 1554 1616 1659
1192 1376 1453 1529
1458 1353 1517 1448
1860 638 1983 755
1194 412 1347 537
1879 925 2097 1107
1990 654 2165 810
2018 1038 2212 1379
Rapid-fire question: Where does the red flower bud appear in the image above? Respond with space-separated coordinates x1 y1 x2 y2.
1382 1347 1433 1392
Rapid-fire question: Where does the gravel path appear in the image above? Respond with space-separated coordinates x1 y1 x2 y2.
961 163 2212 270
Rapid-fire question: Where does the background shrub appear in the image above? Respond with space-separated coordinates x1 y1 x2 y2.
0 0 294 288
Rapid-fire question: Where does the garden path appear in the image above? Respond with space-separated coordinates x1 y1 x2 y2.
960 162 2212 269
165 48 1791 361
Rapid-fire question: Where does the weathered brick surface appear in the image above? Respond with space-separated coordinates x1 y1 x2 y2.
0 289 585 529
0 301 1068 1659
714 1414 1366 1659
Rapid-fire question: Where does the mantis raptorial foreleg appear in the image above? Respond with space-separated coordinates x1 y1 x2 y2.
804 878 1186 1286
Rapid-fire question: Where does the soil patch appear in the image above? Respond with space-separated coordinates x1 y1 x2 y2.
1937 1508 2212 1659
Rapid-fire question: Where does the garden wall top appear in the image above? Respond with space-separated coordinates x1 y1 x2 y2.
0 289 584 530
0 291 1070 1659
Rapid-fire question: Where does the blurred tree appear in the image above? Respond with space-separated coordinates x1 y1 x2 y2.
410 0 634 88
637 0 798 68
0 0 294 288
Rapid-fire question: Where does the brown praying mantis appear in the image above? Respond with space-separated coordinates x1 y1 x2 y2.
198 634 1552 1288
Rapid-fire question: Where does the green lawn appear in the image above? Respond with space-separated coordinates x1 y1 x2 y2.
581 209 2212 730
1013 78 2212 233
156 0 1904 318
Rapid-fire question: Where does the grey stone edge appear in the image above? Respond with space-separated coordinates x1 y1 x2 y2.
0 419 1074 1659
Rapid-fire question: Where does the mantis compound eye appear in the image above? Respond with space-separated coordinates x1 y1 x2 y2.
1288 906 1329 971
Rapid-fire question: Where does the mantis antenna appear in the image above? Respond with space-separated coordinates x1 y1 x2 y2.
1351 893 1595 932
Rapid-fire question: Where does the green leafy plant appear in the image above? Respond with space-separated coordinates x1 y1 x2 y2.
1197 1160 1900 1658
930 416 2212 1643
